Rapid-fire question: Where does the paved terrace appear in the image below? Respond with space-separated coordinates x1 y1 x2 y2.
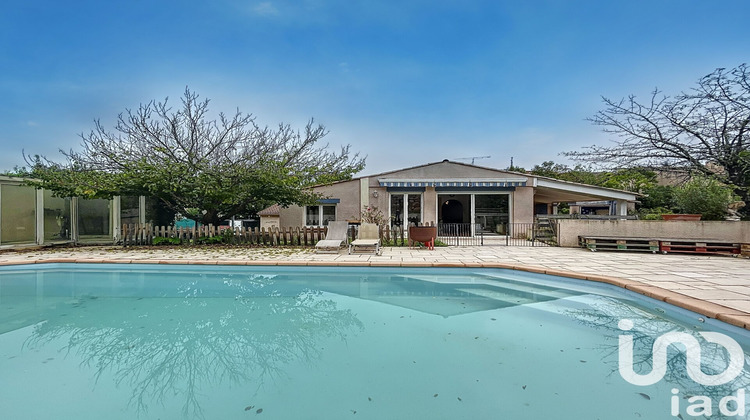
0 245 749 329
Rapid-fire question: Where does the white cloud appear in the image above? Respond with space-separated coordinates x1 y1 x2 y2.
26 120 38 127
252 1 279 16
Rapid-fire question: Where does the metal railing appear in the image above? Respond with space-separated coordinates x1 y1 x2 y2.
498 223 556 247
435 222 560 247
437 223 484 246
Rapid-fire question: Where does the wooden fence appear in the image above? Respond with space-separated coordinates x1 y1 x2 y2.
121 223 411 247
121 222 563 247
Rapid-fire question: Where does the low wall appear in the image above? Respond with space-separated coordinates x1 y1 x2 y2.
556 219 750 248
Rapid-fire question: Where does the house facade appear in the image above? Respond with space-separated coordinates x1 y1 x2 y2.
0 160 641 247
275 160 639 233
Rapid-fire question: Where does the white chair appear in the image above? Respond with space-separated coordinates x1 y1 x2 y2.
348 223 382 255
314 221 349 253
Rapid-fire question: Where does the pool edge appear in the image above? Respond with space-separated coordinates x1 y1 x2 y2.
2 258 749 330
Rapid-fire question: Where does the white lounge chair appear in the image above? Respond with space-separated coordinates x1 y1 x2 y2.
348 223 382 255
315 221 349 253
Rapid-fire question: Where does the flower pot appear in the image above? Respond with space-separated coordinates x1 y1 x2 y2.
661 214 702 221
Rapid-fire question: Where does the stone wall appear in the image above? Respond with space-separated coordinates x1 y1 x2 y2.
556 219 750 247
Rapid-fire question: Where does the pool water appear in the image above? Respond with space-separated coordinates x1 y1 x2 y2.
0 264 748 419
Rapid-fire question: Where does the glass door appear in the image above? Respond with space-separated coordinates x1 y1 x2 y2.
407 195 421 225
390 193 421 227
474 194 509 234
0 184 37 245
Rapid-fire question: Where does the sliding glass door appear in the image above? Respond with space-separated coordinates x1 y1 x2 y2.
389 193 421 227
474 194 509 234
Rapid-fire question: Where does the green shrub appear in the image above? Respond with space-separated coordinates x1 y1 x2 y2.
637 206 674 220
639 185 676 210
153 236 182 246
673 177 735 220
221 228 235 244
380 238 448 247
641 213 662 220
381 238 408 247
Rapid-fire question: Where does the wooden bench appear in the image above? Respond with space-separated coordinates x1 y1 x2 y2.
579 236 741 255
578 236 659 253
660 240 741 255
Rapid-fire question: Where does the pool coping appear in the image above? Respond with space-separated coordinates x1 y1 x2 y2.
2 257 749 331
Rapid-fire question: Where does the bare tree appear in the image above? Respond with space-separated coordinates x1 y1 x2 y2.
27 273 364 418
26 88 365 224
567 64 750 217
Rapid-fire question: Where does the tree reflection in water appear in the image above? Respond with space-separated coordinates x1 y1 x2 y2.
567 297 750 403
24 273 364 418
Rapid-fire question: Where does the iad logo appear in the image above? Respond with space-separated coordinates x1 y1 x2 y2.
618 319 744 386
618 319 747 417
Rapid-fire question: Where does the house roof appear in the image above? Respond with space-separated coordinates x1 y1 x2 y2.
258 204 281 216
316 159 639 202
0 175 28 184
363 159 526 180
313 159 525 186
532 176 638 202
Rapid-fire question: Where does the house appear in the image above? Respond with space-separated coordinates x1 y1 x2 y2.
270 160 639 234
0 160 641 247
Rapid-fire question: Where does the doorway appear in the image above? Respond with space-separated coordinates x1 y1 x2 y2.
437 194 470 224
441 200 463 223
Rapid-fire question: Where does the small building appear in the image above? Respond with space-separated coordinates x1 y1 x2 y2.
258 204 280 230
0 176 162 248
275 160 639 233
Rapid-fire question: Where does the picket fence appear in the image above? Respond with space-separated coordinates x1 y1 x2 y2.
121 223 409 247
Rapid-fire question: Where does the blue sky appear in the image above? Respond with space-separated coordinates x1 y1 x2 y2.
1 0 748 175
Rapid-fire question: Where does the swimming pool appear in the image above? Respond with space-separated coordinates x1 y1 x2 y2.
0 264 748 419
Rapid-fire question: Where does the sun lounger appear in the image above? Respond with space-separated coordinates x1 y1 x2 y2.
315 221 349 253
348 223 382 255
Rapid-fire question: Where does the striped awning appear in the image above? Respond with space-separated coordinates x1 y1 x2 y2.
378 178 527 188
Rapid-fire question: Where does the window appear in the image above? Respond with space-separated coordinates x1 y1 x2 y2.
43 190 71 242
306 205 336 226
390 194 404 227
0 184 37 245
390 193 421 227
407 194 421 225
78 198 112 241
120 196 140 226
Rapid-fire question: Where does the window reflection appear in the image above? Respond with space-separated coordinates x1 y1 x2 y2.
43 190 71 242
1 184 36 244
